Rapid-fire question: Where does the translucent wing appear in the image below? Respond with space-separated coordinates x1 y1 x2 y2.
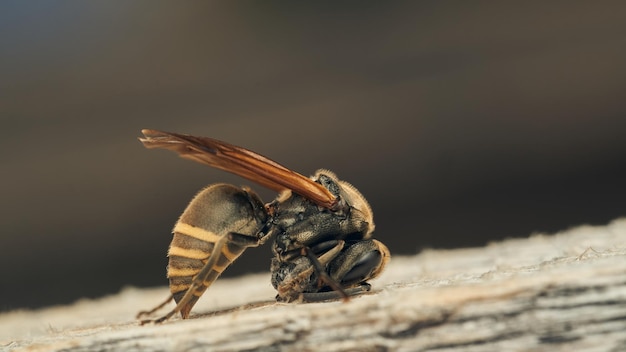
139 129 337 209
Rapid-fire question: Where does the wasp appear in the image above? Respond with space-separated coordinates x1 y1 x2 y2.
136 129 390 324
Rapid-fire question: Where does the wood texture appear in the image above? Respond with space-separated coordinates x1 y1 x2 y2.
2 218 626 351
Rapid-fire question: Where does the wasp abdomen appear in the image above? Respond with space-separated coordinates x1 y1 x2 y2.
162 184 267 318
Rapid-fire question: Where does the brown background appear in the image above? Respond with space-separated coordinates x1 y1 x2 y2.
1 2 625 311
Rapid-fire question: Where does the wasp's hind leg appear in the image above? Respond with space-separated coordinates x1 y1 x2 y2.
301 283 371 302
138 234 231 325
136 294 175 320
301 244 350 301
138 230 268 325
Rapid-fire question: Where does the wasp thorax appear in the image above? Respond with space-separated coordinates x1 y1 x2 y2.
270 170 375 255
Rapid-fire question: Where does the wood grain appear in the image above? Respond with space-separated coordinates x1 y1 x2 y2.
3 218 625 351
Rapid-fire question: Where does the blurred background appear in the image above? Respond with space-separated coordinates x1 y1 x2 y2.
1 2 625 311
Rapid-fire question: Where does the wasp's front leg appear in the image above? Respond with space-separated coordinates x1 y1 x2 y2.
271 240 346 302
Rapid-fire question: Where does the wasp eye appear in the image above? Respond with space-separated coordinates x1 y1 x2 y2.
318 174 341 196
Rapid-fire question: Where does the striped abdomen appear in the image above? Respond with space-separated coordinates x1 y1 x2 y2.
167 222 246 318
164 183 268 319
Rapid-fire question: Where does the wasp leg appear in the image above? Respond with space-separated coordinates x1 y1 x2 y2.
228 232 264 247
139 230 267 324
301 242 350 301
140 234 231 324
136 294 174 319
139 231 265 324
274 240 346 302
302 283 371 302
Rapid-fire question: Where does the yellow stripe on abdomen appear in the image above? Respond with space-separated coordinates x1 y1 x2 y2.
168 246 209 260
173 222 222 243
167 267 200 277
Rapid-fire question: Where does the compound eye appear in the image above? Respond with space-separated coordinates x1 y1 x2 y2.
317 174 341 197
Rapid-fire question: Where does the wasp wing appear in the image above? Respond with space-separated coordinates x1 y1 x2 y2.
139 129 337 209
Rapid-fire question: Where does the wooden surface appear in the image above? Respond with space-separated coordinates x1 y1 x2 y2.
2 218 626 351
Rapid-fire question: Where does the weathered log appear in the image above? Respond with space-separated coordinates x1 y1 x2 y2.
2 218 625 351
